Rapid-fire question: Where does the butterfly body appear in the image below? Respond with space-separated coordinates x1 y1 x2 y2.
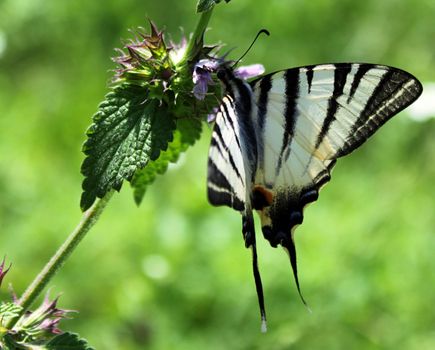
207 62 422 329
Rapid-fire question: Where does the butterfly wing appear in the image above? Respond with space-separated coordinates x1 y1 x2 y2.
249 63 422 295
207 94 254 211
207 80 267 329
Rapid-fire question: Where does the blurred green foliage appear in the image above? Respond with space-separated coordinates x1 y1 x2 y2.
0 0 434 349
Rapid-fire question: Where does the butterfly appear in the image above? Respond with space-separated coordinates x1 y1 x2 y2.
206 62 422 331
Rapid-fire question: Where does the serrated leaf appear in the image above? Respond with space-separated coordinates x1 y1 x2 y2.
197 0 231 13
0 302 22 320
80 85 176 211
176 117 203 146
131 118 202 205
46 332 94 350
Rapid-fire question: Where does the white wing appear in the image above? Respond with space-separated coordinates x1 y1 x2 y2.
250 63 422 240
249 63 422 299
207 95 248 211
206 63 422 325
207 69 267 327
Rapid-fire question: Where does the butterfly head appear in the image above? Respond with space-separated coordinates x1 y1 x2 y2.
193 58 265 93
216 66 233 81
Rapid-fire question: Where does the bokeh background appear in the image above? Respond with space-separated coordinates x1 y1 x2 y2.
1 0 434 349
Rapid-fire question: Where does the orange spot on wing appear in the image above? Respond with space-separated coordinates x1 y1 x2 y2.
253 185 274 206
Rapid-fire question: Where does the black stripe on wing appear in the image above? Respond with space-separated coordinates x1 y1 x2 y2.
220 100 243 152
347 64 372 103
253 75 272 173
208 97 246 211
314 63 352 149
256 75 272 131
276 69 300 174
336 65 423 157
207 159 245 211
305 65 314 93
210 135 243 183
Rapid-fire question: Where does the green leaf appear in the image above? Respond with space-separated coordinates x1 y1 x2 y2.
197 0 231 13
0 302 22 321
46 332 94 350
131 118 202 205
1 332 94 350
1 334 17 349
80 85 176 211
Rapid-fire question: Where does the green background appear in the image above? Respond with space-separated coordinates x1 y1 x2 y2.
0 0 434 349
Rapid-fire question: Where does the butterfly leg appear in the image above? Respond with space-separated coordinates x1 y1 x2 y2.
242 212 267 332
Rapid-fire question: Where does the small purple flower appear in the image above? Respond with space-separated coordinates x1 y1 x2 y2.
234 64 265 80
112 21 176 84
192 59 218 100
14 292 75 337
38 317 63 335
0 257 11 287
192 59 265 101
192 66 214 100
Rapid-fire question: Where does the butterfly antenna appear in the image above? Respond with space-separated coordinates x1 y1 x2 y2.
232 29 270 68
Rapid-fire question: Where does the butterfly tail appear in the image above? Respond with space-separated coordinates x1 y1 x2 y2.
281 234 311 311
243 213 267 332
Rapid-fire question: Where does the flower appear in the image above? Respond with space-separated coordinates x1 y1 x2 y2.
192 59 220 100
112 21 265 124
113 21 175 86
234 64 265 79
11 292 74 340
192 60 217 100
0 264 74 347
111 21 217 121
192 59 265 101
192 59 265 123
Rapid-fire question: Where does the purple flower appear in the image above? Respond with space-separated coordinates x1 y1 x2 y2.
14 292 75 337
234 64 265 80
112 21 176 84
192 66 214 100
192 59 265 101
192 59 218 100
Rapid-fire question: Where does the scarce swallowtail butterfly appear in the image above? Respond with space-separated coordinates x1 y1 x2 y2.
206 61 422 331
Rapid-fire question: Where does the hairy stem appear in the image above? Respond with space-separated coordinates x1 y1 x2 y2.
4 6 215 332
5 192 113 329
179 8 214 67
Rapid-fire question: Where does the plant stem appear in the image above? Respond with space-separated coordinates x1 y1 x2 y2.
5 192 113 330
4 7 215 332
179 8 214 67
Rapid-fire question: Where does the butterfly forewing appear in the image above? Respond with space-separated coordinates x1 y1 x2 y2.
207 95 252 211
